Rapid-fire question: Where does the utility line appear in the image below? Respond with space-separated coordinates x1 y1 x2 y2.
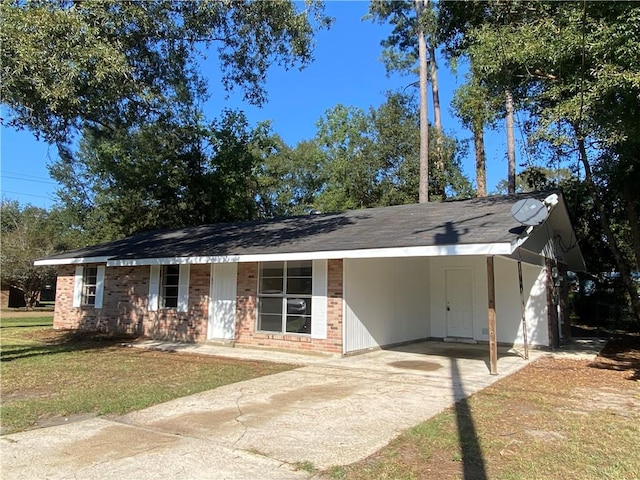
0 170 54 181
1 173 57 185
1 189 55 200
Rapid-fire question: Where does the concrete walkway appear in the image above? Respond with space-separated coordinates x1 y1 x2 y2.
1 341 597 479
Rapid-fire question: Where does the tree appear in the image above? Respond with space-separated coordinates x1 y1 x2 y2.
2 0 332 241
257 92 472 214
374 91 472 204
493 166 572 195
0 201 59 308
438 1 540 196
1 0 331 144
440 1 640 320
50 110 274 239
368 0 448 201
451 76 500 197
256 139 326 218
416 0 430 203
313 105 380 212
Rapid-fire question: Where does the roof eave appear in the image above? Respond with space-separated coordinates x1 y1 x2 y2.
34 256 114 266
104 243 514 267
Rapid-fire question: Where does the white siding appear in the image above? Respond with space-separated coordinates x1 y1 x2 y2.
148 265 160 312
344 257 430 353
208 263 237 340
72 266 83 308
430 255 549 346
94 265 105 309
429 256 488 340
177 264 190 313
494 257 549 346
311 259 328 339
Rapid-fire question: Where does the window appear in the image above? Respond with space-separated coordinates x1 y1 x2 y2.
148 264 189 312
73 265 104 309
258 260 312 334
160 265 180 309
81 266 98 306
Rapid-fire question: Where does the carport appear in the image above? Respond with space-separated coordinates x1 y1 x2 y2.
343 255 552 369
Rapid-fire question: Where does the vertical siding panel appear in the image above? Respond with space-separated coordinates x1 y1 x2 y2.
311 259 328 339
209 263 237 340
94 265 105 309
148 265 160 311
344 259 377 353
177 264 190 312
72 266 83 308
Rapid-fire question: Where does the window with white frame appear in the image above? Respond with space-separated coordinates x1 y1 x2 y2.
160 265 180 309
81 266 98 306
73 265 105 309
258 260 312 334
148 264 189 312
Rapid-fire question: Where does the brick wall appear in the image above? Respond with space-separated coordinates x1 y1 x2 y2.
234 260 344 354
53 260 344 353
53 264 211 342
53 265 82 330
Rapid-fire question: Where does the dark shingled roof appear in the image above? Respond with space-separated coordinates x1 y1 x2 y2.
40 194 550 262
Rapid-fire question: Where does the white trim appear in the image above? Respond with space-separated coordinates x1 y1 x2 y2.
148 265 160 312
105 243 513 267
177 264 190 313
94 265 106 309
72 266 84 308
342 259 347 355
311 259 328 340
34 256 112 266
208 263 238 340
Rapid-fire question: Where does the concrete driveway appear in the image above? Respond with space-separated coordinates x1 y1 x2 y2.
1 342 544 479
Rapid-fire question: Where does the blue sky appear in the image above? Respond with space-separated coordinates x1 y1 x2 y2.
0 1 512 210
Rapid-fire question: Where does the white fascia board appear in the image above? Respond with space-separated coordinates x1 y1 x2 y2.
34 256 112 266
510 236 528 253
107 256 240 267
106 243 512 267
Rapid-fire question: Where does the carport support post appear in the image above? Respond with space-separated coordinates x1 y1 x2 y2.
486 256 498 375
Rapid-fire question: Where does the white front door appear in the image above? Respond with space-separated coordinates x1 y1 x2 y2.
445 268 474 338
208 263 237 340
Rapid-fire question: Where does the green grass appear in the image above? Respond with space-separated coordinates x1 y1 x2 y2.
0 316 54 328
1 316 296 435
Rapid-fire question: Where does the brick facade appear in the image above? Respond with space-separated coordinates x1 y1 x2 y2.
53 260 344 354
54 264 211 342
233 260 343 354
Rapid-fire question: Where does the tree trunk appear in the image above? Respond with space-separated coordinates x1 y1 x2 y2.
429 43 446 199
622 182 640 272
505 88 516 194
576 134 640 322
473 118 487 197
416 0 429 203
429 45 442 133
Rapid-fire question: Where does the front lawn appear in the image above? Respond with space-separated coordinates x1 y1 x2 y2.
0 316 295 435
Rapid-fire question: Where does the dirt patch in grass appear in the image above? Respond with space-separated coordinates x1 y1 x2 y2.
329 335 640 480
1 325 297 435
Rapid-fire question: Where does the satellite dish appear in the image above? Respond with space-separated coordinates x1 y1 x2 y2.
511 198 548 226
